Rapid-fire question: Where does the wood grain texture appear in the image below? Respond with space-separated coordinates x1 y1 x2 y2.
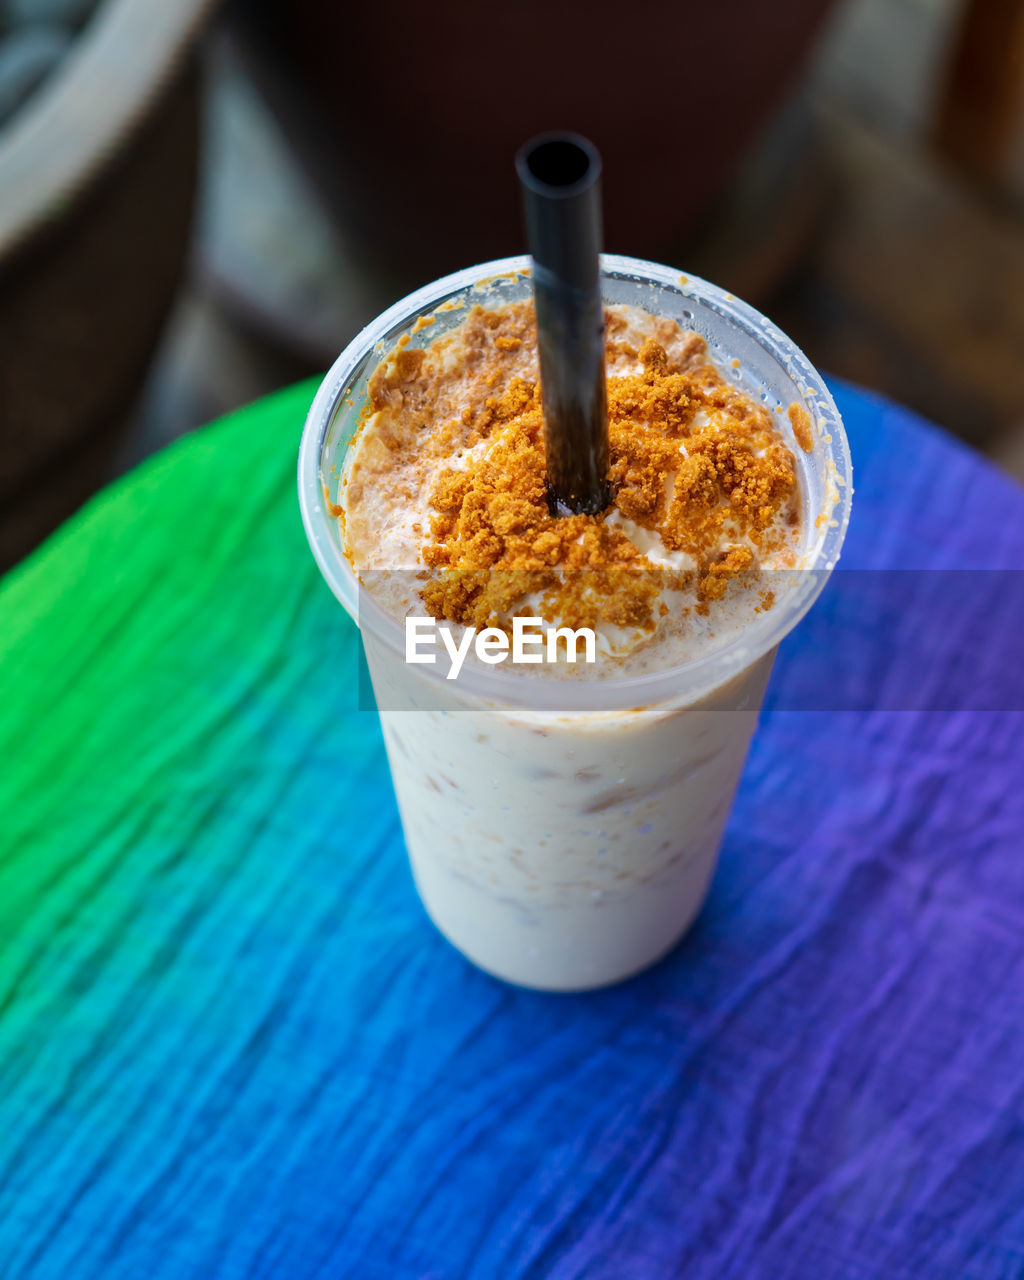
0 379 1023 1278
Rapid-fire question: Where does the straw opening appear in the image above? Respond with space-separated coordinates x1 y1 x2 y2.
523 138 593 191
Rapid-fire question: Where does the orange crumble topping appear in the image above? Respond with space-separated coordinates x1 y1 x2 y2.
788 402 815 453
356 302 800 636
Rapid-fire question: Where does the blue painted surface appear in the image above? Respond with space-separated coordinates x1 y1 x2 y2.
0 380 1022 1278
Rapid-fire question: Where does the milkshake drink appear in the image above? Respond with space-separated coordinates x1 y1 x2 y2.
298 256 852 991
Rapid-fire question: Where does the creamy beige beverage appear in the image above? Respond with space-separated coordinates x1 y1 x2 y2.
363 635 775 990
333 297 809 990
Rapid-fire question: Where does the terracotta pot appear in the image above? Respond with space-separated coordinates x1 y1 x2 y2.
0 0 218 570
233 0 838 292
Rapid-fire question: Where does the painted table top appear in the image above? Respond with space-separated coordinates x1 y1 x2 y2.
1 378 1022 1279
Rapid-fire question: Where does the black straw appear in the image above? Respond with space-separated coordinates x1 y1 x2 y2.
516 133 608 516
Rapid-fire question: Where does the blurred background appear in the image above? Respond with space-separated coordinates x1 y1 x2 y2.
2 0 1023 572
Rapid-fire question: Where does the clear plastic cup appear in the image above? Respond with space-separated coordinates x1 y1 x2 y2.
298 254 852 991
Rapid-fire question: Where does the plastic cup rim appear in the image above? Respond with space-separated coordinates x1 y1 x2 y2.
297 252 853 712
